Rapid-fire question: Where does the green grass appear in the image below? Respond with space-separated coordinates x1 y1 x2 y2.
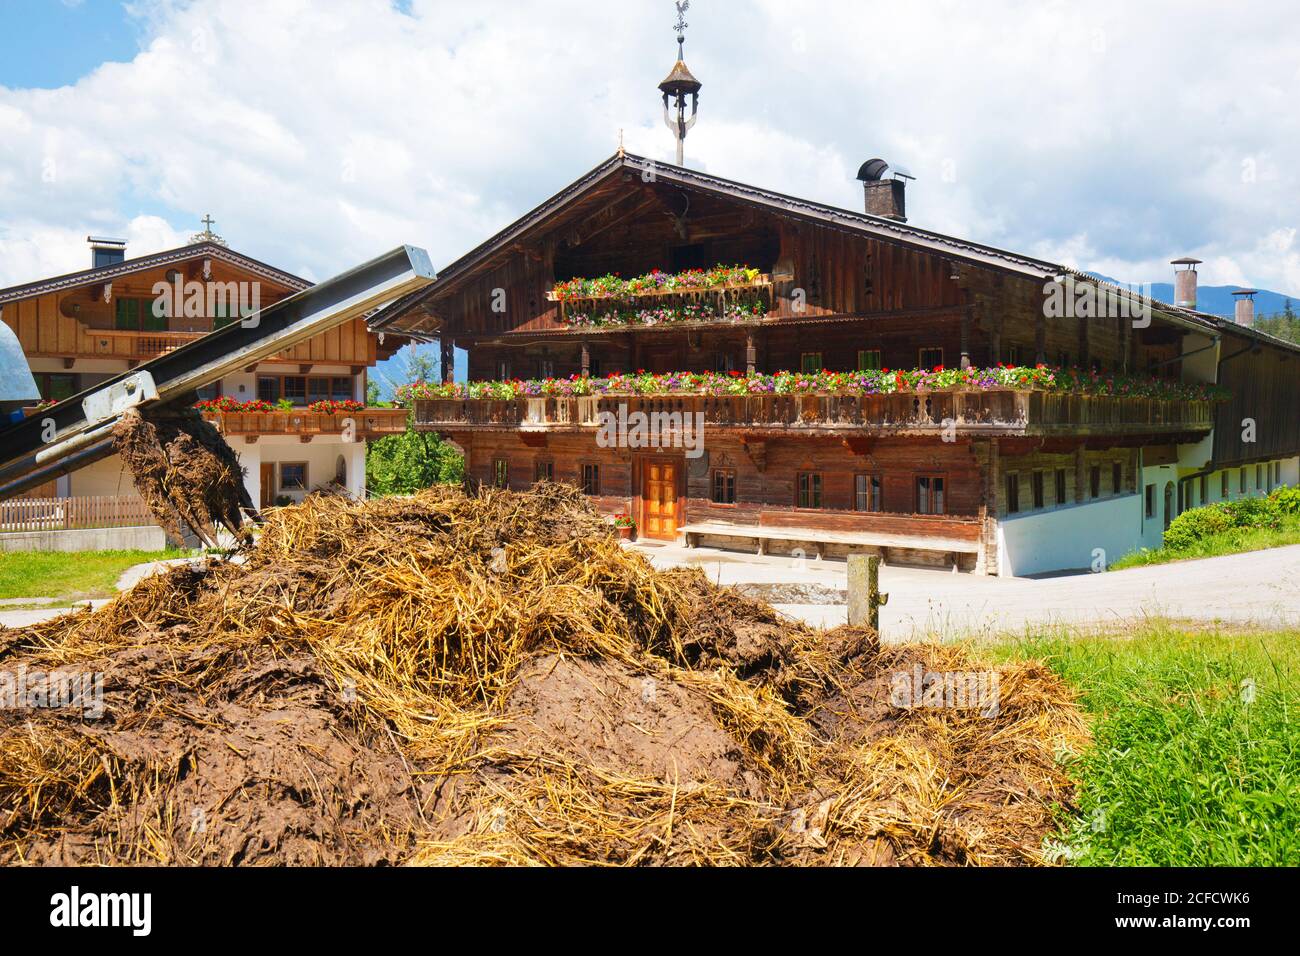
0 549 183 602
987 625 1300 865
1111 520 1300 569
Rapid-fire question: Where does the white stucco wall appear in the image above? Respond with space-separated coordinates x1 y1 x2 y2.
235 435 366 504
1138 462 1178 550
67 453 145 497
68 438 367 506
1283 456 1300 486
998 494 1144 577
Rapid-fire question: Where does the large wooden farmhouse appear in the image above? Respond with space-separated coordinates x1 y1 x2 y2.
0 236 408 522
372 151 1300 575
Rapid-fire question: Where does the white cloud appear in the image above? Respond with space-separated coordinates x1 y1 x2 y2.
0 0 1297 300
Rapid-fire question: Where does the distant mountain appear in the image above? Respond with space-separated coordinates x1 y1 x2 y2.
1088 274 1297 319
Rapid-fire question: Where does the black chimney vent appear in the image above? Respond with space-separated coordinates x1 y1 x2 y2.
87 236 127 269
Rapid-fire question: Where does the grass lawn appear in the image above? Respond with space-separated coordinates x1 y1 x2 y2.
0 549 182 603
988 624 1300 865
1111 521 1300 569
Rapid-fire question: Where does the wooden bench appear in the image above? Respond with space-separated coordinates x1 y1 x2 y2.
678 521 980 570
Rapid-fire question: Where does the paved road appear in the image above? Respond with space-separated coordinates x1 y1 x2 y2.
4 545 1297 639
633 540 1300 639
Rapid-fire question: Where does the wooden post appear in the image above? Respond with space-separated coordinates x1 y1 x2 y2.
581 341 591 378
960 308 971 369
440 337 454 383
1074 444 1087 503
847 553 888 633
745 332 757 374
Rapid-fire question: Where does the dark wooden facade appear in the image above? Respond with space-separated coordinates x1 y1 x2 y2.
377 153 1300 573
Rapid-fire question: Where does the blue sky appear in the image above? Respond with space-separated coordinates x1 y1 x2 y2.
1 0 1298 312
0 1 140 90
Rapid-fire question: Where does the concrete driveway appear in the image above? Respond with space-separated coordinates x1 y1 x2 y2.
632 540 1300 639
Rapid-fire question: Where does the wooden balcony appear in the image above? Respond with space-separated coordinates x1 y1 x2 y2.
412 390 1214 438
35 327 348 363
79 329 207 360
201 407 409 441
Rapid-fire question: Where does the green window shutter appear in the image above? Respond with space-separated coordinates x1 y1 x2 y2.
143 297 167 331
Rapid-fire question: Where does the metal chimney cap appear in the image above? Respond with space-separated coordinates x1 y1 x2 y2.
87 236 127 247
1171 257 1202 267
1232 288 1259 297
857 158 890 182
857 158 915 183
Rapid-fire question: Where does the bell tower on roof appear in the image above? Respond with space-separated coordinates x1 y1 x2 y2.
658 1 702 166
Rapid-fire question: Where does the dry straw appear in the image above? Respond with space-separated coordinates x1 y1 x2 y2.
0 484 1087 866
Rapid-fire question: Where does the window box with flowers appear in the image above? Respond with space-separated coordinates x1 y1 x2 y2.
306 399 365 414
396 366 1229 404
548 264 772 329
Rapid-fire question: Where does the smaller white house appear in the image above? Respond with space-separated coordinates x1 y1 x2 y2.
999 453 1299 576
1 236 409 548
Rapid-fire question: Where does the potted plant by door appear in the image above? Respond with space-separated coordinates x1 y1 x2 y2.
613 513 636 541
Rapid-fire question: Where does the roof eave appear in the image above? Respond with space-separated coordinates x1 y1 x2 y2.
0 241 311 306
369 152 1300 357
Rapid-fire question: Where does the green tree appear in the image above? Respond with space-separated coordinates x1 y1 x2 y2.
364 341 464 495
1256 300 1300 346
365 425 464 495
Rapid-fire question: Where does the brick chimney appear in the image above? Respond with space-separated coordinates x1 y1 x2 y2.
1232 289 1257 327
88 236 127 269
857 158 910 223
1171 257 1201 309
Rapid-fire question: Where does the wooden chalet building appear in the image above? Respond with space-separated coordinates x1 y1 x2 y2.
0 236 408 523
372 152 1300 575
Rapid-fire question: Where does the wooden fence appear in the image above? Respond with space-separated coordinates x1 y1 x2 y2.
0 496 155 533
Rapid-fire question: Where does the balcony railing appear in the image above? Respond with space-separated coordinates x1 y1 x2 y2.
412 390 1214 437
202 407 409 438
50 328 310 362
84 329 207 360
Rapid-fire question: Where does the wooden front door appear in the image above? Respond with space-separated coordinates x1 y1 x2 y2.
260 463 276 509
641 459 679 540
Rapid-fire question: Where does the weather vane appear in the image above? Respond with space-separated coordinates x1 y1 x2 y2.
674 1 689 47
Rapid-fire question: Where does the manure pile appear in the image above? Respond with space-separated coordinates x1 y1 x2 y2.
0 485 1087 866
112 406 256 549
